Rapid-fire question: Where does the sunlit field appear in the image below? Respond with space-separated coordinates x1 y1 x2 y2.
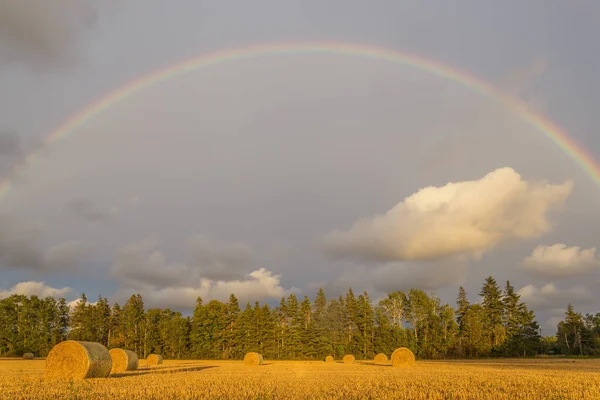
1 358 600 399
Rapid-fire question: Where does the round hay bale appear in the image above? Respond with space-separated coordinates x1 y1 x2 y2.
374 353 388 364
109 348 139 373
45 340 112 380
147 354 163 365
391 347 415 368
243 352 263 366
325 355 334 363
22 353 34 360
342 354 355 364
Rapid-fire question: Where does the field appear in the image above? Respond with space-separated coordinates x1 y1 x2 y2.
1 357 600 399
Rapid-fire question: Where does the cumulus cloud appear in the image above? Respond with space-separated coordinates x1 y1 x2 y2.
111 238 293 309
0 0 96 65
0 214 87 272
65 199 118 222
0 281 71 299
67 298 97 310
322 167 572 262
522 244 600 277
518 283 593 311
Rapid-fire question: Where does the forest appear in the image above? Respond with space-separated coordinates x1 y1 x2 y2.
1 276 598 359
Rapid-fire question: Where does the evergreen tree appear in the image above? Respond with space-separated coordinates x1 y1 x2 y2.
122 294 145 355
356 291 375 359
479 277 505 348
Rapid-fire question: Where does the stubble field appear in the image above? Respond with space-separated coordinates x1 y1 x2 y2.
1 358 599 399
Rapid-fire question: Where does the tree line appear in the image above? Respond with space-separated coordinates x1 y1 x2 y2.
0 276 597 359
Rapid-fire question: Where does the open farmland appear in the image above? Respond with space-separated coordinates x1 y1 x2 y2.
1 358 600 400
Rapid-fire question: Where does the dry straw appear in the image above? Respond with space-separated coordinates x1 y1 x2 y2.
45 340 112 380
343 355 355 364
147 354 163 365
374 353 388 364
22 353 34 360
391 347 416 368
109 348 139 373
243 352 264 366
325 356 334 363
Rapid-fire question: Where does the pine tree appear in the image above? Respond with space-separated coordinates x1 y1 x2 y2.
222 294 240 359
479 277 505 349
122 294 145 355
456 286 469 330
344 288 358 354
356 291 375 359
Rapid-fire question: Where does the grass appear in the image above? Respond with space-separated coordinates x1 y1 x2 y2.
1 357 599 399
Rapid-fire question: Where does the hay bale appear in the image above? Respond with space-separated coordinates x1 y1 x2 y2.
391 347 415 368
147 354 163 365
243 352 263 366
109 348 139 373
45 340 112 380
22 353 34 360
374 353 388 364
342 354 355 364
325 355 334 363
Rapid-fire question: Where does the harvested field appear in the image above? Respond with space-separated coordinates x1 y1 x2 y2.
2 358 600 399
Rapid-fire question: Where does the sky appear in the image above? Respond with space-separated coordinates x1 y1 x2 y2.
1 0 600 333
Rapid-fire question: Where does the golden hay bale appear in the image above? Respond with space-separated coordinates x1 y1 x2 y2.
243 352 264 366
325 355 334 363
391 347 416 368
374 353 388 364
109 348 139 373
343 354 355 364
45 340 112 380
147 354 163 365
22 353 34 360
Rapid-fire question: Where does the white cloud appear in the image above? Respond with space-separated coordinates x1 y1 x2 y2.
0 281 71 299
111 238 294 309
323 167 572 262
522 244 600 277
66 298 97 310
120 268 292 309
518 283 592 311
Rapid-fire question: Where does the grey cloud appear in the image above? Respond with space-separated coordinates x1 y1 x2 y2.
324 260 468 296
44 241 89 273
186 235 255 281
65 199 117 222
112 236 256 288
111 240 193 288
0 215 44 269
0 131 22 157
0 214 87 272
0 0 96 65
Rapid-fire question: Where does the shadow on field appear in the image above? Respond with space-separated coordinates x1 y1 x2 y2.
111 365 218 378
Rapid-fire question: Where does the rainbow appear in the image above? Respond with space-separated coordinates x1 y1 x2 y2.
1 41 599 201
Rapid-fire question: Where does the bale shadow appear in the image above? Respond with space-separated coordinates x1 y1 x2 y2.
110 365 218 378
137 362 207 371
361 363 392 367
